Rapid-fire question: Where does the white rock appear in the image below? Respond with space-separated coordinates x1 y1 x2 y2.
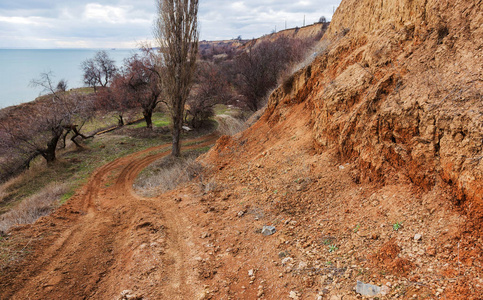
281 257 294 265
414 233 422 241
289 291 299 299
380 285 391 296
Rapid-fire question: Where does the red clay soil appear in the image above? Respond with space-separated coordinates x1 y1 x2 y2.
1 103 481 299
0 134 218 299
1 0 482 299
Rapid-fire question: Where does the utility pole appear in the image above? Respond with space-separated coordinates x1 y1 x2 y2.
285 20 287 29
303 14 305 26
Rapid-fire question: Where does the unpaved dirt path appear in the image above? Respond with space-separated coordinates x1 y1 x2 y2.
0 133 219 300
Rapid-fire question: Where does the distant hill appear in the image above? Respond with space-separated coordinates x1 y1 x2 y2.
198 22 329 59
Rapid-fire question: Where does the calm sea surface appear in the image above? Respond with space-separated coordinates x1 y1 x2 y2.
0 49 136 109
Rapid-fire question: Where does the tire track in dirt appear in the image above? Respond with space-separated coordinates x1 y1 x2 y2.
0 133 219 299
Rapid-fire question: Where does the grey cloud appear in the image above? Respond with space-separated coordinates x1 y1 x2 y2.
0 0 341 48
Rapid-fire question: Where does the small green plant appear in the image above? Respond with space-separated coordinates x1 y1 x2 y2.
325 261 333 265
393 222 402 231
323 239 331 245
353 224 360 233
328 245 338 253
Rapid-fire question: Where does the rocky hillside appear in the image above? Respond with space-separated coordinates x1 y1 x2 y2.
199 22 328 56
201 0 482 298
1 1 481 299
252 22 328 45
267 0 482 228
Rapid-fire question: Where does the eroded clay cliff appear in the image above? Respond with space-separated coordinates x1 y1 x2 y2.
265 0 482 230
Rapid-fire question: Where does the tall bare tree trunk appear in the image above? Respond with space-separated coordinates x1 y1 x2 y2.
155 0 199 157
143 110 153 129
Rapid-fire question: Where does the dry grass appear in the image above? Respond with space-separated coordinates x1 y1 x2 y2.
133 153 205 197
214 114 247 136
0 182 68 234
0 172 32 213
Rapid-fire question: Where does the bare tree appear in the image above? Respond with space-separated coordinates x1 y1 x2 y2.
234 36 311 111
155 0 199 157
121 49 164 129
187 61 232 128
81 50 117 92
56 79 68 92
94 74 138 126
0 72 94 178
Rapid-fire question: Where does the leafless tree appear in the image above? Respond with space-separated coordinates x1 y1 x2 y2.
234 36 311 111
0 73 94 180
94 74 138 126
155 0 199 157
121 49 164 129
81 50 117 92
56 79 68 92
187 61 232 128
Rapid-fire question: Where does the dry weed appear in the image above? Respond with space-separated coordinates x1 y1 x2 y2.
133 155 204 197
214 114 246 136
200 178 218 194
0 182 68 234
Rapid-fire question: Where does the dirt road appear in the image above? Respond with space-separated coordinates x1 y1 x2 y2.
0 134 219 299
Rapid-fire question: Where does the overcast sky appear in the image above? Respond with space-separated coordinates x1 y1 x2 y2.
0 0 341 49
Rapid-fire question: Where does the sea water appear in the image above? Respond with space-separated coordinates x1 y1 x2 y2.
0 49 136 109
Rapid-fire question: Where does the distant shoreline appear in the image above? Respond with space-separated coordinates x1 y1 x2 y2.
0 49 136 109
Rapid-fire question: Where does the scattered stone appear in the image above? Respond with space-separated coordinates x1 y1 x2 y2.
119 290 143 300
248 269 255 277
237 210 246 217
298 261 308 269
289 290 299 299
356 281 381 297
201 232 211 239
426 246 436 256
281 257 294 265
414 233 422 241
261 225 276 236
182 125 192 131
338 165 345 170
380 285 391 296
